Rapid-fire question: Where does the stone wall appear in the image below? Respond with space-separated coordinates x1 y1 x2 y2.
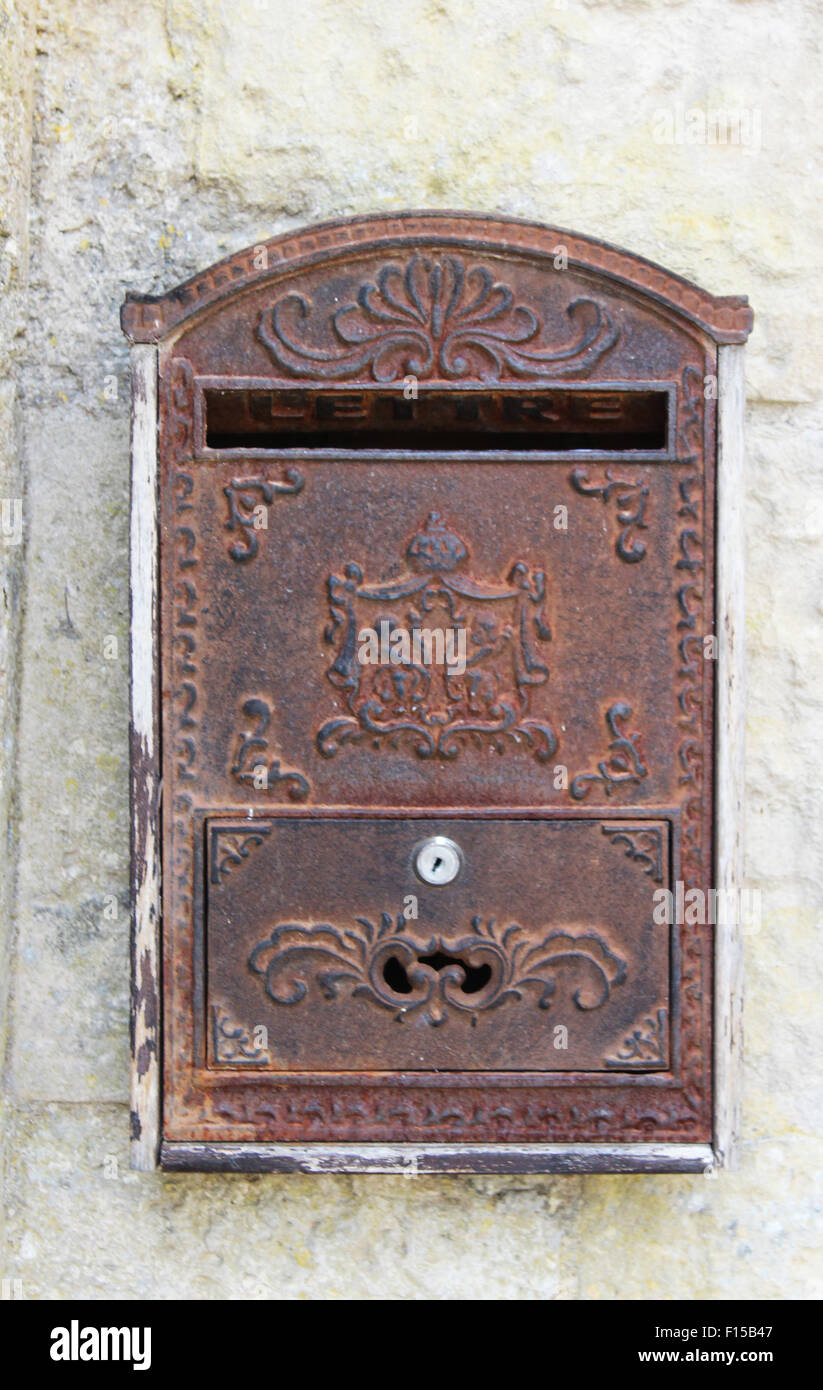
1 0 821 1298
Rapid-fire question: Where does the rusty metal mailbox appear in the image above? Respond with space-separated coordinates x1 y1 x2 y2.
123 212 752 1173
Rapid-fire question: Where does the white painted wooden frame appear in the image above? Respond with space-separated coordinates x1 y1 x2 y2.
129 344 161 1171
129 346 746 1176
713 343 746 1171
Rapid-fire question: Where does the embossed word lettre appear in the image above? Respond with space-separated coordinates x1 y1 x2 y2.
123 212 752 1174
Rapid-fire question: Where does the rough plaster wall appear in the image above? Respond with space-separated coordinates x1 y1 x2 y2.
0 0 35 1267
1 0 822 1298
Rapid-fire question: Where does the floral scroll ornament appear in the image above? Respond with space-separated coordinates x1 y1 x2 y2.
258 254 618 382
249 913 627 1028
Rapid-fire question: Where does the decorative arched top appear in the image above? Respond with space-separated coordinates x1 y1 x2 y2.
121 210 753 348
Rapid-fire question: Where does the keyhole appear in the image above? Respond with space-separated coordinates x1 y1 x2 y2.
418 951 491 994
414 835 462 886
383 951 491 996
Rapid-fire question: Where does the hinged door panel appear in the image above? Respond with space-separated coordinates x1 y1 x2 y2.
204 815 672 1073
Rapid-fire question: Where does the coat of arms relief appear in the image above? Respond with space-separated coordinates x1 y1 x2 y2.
317 511 558 761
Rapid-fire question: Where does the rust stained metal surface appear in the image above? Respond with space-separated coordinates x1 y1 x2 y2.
121 212 753 1152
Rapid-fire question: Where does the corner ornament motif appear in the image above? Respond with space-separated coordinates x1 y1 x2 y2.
223 469 304 562
570 703 648 800
211 1006 270 1065
210 824 272 884
258 254 618 382
249 913 627 1028
605 1007 668 1068
600 824 663 884
570 467 649 563
231 696 311 801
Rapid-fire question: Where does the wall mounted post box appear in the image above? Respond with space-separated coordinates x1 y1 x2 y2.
123 213 752 1173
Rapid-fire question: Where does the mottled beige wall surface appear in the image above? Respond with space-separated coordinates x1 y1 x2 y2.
1 0 821 1298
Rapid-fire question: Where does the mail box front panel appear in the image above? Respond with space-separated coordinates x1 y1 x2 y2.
123 215 750 1158
204 815 673 1073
